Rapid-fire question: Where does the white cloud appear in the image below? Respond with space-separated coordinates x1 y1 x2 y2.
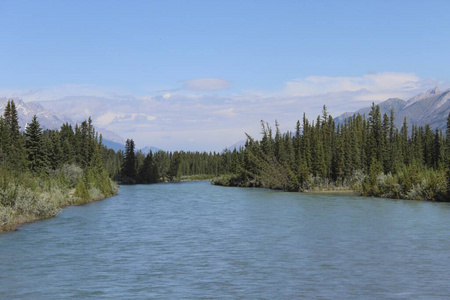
212 108 236 117
96 112 118 126
96 112 157 126
284 72 433 100
183 78 230 91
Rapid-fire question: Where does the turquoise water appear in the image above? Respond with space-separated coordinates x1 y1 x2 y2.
1 181 450 299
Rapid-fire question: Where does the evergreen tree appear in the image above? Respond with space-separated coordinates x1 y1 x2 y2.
122 139 137 182
0 117 7 166
24 115 45 172
167 151 181 181
3 100 26 169
137 151 159 184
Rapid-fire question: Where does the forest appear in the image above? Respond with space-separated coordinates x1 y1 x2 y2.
1 99 449 231
119 138 236 184
0 100 120 231
212 105 450 201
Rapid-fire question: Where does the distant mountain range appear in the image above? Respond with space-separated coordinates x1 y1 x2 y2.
335 87 450 130
0 97 126 151
3 87 448 154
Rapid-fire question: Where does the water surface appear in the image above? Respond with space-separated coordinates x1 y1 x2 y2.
1 181 450 299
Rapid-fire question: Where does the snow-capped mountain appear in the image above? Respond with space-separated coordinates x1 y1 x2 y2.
0 97 73 129
0 97 126 151
335 87 450 130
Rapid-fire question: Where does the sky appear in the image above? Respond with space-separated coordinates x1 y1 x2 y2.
1 0 450 151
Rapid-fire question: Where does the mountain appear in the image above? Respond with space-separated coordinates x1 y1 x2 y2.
0 97 126 151
0 97 73 129
226 139 246 152
335 87 450 131
140 146 162 154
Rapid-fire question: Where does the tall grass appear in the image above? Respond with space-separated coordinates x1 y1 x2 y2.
0 164 118 232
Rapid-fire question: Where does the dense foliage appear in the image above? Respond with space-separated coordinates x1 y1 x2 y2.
119 142 238 184
213 105 450 201
0 100 119 231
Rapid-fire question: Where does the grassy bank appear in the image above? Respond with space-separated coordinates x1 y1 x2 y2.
211 173 353 192
212 167 449 202
179 174 216 182
0 165 118 233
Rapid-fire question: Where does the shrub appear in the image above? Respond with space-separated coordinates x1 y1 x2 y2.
73 180 90 202
13 186 62 218
0 183 18 207
58 164 84 188
0 206 14 231
88 187 104 201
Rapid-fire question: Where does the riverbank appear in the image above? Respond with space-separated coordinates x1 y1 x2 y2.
304 189 354 194
0 180 118 233
212 170 449 202
212 176 354 194
179 174 216 182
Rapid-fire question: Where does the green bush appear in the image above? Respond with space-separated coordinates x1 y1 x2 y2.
0 206 14 231
57 164 83 188
88 187 104 200
73 179 90 202
13 186 61 218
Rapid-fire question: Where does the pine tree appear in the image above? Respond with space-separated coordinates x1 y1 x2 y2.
3 100 26 169
381 113 390 173
122 139 137 182
167 151 181 181
24 115 44 172
0 117 7 166
60 123 75 164
388 109 396 172
137 151 158 183
400 117 409 165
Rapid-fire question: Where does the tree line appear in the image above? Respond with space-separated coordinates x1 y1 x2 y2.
0 100 119 231
213 105 450 201
119 139 240 184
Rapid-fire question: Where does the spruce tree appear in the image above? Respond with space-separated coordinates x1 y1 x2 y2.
24 115 44 172
122 139 137 182
0 117 7 166
3 100 26 169
137 151 157 183
167 151 181 181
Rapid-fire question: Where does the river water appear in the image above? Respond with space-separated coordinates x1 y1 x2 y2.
1 181 450 299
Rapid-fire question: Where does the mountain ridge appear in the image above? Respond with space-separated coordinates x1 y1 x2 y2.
335 87 450 130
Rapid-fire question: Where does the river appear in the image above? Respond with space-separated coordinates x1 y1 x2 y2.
1 181 450 299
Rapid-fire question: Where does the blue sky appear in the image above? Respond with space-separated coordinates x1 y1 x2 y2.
1 0 449 150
